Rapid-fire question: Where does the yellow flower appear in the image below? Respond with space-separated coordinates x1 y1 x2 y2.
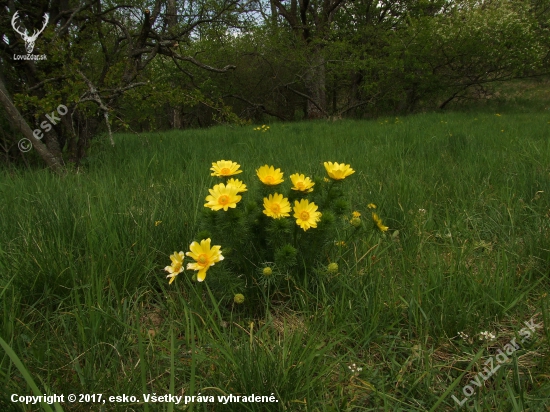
262 267 273 276
335 240 346 247
257 165 284 185
372 213 388 232
352 211 361 218
204 183 241 211
186 238 224 282
293 199 322 231
155 220 162 226
226 178 247 193
290 173 315 192
210 160 242 177
323 162 355 180
263 193 291 218
165 251 185 284
367 203 376 209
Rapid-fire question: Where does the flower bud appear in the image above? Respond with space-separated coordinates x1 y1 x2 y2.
234 293 245 304
327 262 338 273
350 217 361 227
262 267 273 276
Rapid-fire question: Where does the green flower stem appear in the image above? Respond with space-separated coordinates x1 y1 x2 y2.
323 180 336 208
259 184 281 200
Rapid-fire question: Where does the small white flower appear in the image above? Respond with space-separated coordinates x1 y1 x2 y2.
479 331 496 341
348 362 362 374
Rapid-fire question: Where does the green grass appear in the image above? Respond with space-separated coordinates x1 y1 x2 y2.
1 110 550 411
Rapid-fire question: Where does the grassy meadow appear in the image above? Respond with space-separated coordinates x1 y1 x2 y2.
1 110 550 411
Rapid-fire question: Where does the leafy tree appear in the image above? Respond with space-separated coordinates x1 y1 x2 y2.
0 0 247 169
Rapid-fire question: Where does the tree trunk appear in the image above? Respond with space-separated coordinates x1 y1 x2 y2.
166 0 177 30
270 0 278 26
173 107 182 129
0 75 64 173
305 47 327 119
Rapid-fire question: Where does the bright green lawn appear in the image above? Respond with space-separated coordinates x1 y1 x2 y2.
1 111 549 411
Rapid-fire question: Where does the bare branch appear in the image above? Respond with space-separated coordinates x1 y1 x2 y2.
76 70 114 146
27 76 68 92
103 82 148 100
53 1 95 40
169 52 236 73
284 84 328 117
225 94 289 121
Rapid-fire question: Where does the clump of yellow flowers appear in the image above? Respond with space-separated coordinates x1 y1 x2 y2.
162 158 390 309
253 125 270 132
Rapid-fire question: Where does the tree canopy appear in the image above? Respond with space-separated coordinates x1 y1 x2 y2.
1 0 548 169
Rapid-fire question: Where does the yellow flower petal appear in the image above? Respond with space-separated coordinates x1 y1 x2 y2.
197 268 208 282
290 173 315 192
185 239 224 281
263 193 291 218
324 162 355 180
204 183 242 211
372 213 389 232
226 178 248 193
165 251 184 284
293 199 322 231
210 160 243 177
257 165 284 185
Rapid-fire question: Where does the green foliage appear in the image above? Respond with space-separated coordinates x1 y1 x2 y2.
4 0 549 172
1 114 550 410
318 0 550 114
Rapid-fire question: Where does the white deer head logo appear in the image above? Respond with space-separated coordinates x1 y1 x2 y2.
11 11 49 54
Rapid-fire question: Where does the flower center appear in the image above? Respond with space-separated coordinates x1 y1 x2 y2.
297 182 306 190
221 167 231 175
173 263 182 271
219 195 230 205
300 211 310 221
264 175 274 184
271 203 281 214
197 254 208 266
